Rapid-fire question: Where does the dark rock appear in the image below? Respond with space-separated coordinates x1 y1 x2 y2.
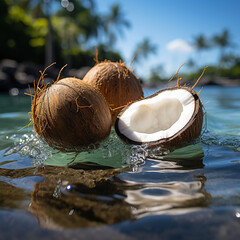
0 60 71 92
0 165 132 230
14 71 35 86
0 59 18 76
0 71 12 92
18 62 41 77
196 76 240 87
68 66 91 79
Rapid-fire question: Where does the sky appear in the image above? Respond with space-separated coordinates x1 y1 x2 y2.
94 0 240 80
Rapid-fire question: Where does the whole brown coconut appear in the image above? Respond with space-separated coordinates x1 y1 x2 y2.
83 61 144 124
32 77 112 151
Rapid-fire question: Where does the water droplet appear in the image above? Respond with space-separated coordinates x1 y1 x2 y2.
131 165 139 172
61 0 69 8
53 179 62 198
20 145 30 155
236 211 240 218
30 148 41 157
69 209 74 215
62 181 69 186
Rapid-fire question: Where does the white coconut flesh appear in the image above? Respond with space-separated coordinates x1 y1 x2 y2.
117 89 196 143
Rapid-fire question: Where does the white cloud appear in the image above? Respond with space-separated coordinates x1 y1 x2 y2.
166 39 194 53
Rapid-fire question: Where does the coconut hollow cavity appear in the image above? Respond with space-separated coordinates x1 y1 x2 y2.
83 60 144 124
30 67 112 152
115 87 203 148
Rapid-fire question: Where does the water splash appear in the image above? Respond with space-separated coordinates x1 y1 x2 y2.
53 179 62 198
4 129 172 171
126 144 174 172
4 132 52 167
201 129 240 151
127 145 148 172
4 129 133 169
4 112 239 171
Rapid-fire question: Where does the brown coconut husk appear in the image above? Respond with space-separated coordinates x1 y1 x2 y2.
83 60 144 124
115 87 203 148
115 66 208 148
30 68 112 151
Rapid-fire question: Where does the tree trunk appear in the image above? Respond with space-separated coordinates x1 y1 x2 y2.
45 15 54 66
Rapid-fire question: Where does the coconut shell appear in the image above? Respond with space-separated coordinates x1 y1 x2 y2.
32 77 112 151
115 87 203 148
83 61 144 124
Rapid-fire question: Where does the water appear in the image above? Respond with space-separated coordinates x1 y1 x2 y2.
0 86 240 240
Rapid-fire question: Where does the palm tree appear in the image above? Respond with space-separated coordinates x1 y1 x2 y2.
133 38 157 63
104 4 130 47
13 0 56 65
219 53 236 69
213 29 233 68
16 0 101 66
186 58 196 72
193 34 210 65
194 34 209 49
149 64 165 83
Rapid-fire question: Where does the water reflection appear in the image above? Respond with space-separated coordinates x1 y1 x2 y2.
0 139 211 230
120 144 208 218
0 143 209 230
128 144 205 172
124 176 207 218
0 181 30 209
29 166 132 230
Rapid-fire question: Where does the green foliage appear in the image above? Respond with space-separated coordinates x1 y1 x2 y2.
133 38 157 63
187 30 239 80
0 0 45 63
213 29 232 48
193 34 210 50
220 66 240 79
0 0 126 67
96 44 122 62
149 65 166 83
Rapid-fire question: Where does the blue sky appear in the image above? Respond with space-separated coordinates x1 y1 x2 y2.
94 0 240 79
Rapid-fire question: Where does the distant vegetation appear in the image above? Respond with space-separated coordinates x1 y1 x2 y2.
1 0 240 84
0 0 130 68
149 29 240 84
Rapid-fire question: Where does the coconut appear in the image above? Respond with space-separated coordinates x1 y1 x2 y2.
83 61 144 124
115 87 203 148
31 77 112 151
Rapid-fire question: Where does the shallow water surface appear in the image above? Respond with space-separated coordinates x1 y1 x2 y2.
0 86 240 240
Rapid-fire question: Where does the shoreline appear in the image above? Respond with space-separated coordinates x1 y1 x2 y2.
1 59 240 95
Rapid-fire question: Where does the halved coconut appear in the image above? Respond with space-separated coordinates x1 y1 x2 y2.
115 87 203 148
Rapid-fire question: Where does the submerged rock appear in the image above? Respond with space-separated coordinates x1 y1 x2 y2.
30 166 132 229
0 165 132 229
